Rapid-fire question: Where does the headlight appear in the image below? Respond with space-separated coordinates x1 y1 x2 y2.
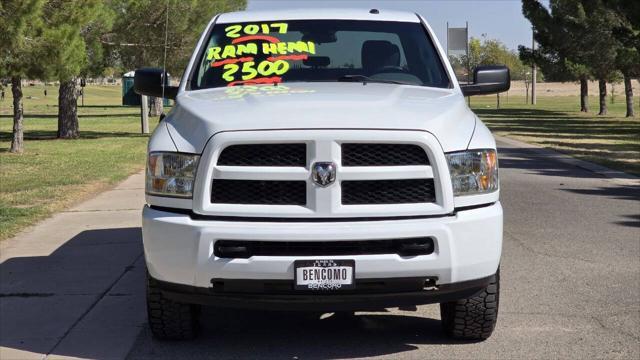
146 152 200 198
446 149 498 196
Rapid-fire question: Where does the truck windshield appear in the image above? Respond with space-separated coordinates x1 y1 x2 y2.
190 20 450 89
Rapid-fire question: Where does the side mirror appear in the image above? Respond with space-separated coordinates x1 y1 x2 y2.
134 68 178 99
461 65 510 97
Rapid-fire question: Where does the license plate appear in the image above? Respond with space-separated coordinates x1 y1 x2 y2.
294 259 355 290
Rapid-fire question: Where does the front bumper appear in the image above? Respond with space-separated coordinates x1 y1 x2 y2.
152 274 495 311
142 202 502 293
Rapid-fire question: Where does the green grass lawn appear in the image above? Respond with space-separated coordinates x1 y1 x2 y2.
0 84 157 240
470 95 640 176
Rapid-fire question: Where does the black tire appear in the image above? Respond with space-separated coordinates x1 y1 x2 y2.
439 269 500 340
146 273 200 340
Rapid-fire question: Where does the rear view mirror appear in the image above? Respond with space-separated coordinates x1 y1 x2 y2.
461 65 510 96
302 31 337 44
303 56 331 68
134 68 178 99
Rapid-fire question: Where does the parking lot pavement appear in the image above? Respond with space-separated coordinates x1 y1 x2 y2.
1 141 639 359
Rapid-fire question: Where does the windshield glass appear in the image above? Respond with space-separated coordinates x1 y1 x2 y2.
190 20 450 89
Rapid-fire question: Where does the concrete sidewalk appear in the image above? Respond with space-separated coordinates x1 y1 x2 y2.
0 171 147 360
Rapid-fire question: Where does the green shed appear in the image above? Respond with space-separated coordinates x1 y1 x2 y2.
122 71 170 106
122 71 139 106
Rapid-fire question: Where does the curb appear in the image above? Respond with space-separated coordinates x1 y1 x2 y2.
494 135 640 186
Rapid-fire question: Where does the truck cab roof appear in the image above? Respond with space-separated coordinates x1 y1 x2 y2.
216 8 421 24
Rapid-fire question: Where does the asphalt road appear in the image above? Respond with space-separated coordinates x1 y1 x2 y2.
1 139 638 359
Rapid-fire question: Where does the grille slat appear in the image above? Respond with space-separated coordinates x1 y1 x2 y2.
342 143 429 166
342 179 435 205
214 238 434 258
211 180 306 205
218 144 306 167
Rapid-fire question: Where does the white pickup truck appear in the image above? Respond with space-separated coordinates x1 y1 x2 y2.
135 8 508 341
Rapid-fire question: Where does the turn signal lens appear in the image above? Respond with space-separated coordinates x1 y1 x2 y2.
146 152 200 198
446 149 499 196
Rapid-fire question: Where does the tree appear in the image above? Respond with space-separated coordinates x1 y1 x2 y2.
466 37 483 76
615 47 639 117
455 36 527 80
478 39 524 76
604 0 640 52
579 0 622 115
38 0 112 139
602 0 639 117
0 0 45 153
522 0 597 112
106 0 247 116
523 0 632 115
519 44 589 109
82 2 117 81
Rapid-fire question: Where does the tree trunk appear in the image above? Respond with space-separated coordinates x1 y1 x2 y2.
580 77 589 112
623 74 634 117
610 84 615 104
58 79 79 138
598 79 607 115
149 96 163 116
10 77 24 154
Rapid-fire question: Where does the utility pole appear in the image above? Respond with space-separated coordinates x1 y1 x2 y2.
531 28 537 105
141 95 149 134
524 71 530 104
80 78 86 107
446 21 449 58
466 21 470 106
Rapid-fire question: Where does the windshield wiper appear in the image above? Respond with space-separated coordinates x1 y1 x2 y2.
337 75 409 85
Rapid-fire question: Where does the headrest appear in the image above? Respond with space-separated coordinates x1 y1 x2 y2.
303 56 331 68
361 40 400 74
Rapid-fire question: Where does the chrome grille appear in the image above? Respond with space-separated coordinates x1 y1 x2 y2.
200 130 449 218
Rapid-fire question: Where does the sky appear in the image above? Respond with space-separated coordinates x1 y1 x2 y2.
247 0 542 51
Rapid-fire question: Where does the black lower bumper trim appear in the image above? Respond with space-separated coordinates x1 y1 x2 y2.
154 275 494 311
213 238 435 258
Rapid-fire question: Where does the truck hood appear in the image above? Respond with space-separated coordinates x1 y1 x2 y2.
165 82 475 153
